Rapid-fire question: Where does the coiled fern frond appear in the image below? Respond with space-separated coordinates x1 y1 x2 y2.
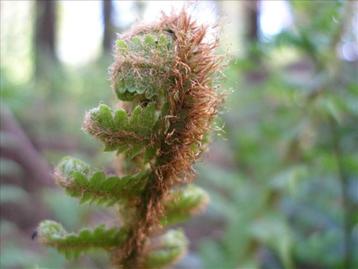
37 10 223 269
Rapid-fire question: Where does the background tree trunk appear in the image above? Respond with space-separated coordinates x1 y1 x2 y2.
34 0 57 77
102 0 114 53
245 0 259 43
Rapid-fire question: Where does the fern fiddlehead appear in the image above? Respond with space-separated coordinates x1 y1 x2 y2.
37 10 223 269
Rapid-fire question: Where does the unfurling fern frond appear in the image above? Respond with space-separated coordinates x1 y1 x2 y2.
37 10 223 269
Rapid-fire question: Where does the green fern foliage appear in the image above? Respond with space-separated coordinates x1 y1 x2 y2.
84 103 158 159
55 157 149 206
143 229 188 269
38 221 127 259
113 32 174 101
162 185 209 226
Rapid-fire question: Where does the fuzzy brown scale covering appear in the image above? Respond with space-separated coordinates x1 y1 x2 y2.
110 11 223 268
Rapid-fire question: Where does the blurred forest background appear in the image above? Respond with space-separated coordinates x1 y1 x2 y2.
1 1 357 269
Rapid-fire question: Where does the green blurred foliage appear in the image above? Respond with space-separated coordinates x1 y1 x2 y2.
198 1 358 269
